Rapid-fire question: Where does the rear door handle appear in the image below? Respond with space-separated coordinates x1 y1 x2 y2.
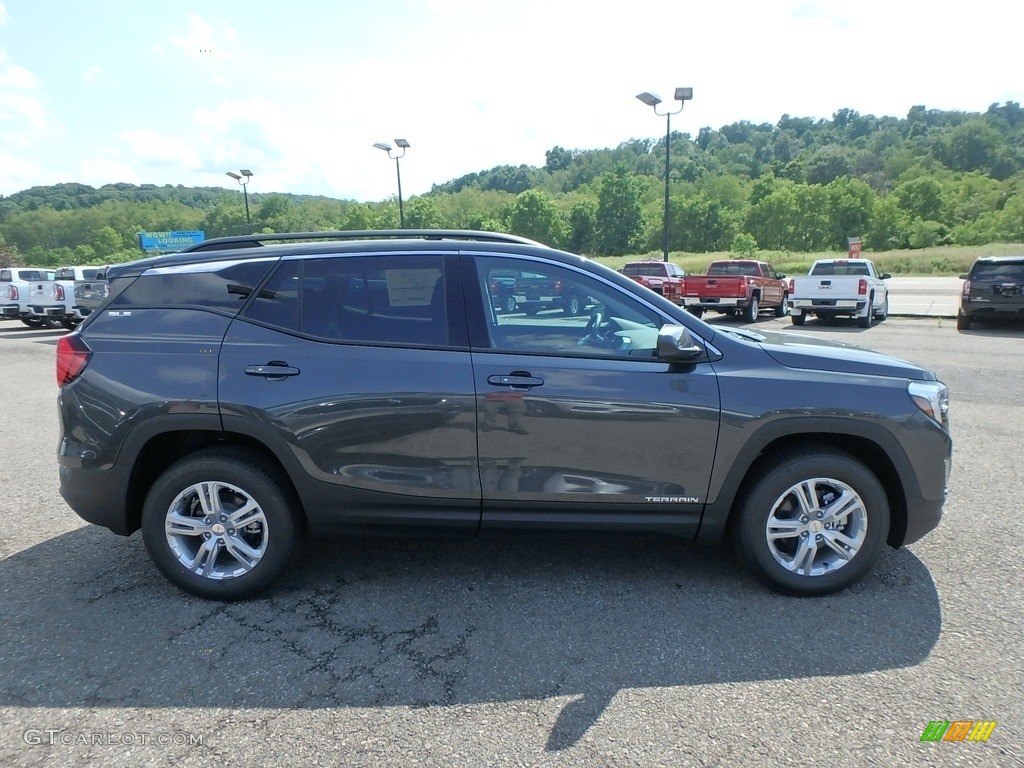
487 373 544 389
245 363 301 379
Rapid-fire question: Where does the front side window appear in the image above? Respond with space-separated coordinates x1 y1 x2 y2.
245 254 450 346
475 257 663 358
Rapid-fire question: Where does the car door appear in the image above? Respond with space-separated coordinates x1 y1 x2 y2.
464 253 721 537
218 251 481 533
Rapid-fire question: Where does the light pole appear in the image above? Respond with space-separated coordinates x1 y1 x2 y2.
226 169 253 232
636 88 693 261
373 139 410 227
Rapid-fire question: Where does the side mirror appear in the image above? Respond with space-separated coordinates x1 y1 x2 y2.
776 273 786 279
880 273 892 280
958 273 969 280
657 324 703 361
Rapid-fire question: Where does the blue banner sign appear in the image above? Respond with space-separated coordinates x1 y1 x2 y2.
137 230 205 252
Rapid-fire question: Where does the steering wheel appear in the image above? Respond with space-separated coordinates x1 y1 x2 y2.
577 308 610 347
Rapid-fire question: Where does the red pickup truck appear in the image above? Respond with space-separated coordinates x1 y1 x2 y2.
681 260 788 322
620 261 686 304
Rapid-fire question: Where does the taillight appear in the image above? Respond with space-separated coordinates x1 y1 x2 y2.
858 278 867 295
9 285 18 300
962 280 971 298
56 334 91 386
788 279 795 293
55 284 65 301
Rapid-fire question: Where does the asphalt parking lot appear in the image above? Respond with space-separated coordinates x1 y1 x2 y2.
1 314 1022 768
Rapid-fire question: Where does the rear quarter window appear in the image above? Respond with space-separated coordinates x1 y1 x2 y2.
108 260 277 314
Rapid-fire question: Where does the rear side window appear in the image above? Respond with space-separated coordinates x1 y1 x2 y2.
244 254 451 346
108 260 276 314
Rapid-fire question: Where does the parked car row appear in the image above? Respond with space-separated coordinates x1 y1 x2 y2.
489 268 593 316
0 266 108 329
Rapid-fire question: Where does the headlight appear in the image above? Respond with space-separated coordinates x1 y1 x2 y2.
909 381 949 426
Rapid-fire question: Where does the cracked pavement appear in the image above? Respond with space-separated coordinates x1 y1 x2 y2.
1 318 1022 767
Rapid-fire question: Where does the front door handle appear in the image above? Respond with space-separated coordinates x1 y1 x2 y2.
245 362 301 380
487 373 544 389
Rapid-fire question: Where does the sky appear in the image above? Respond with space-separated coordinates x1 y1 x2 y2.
1 0 1023 204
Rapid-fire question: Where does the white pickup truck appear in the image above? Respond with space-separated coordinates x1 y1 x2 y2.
26 271 77 329
788 258 891 328
1 267 60 328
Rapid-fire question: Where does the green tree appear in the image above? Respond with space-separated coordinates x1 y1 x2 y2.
730 232 758 257
504 189 568 247
594 166 643 256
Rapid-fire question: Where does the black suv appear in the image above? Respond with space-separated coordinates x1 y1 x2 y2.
57 230 952 600
958 256 1024 330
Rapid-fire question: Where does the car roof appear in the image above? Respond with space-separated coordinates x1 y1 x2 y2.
972 256 1024 264
104 229 586 279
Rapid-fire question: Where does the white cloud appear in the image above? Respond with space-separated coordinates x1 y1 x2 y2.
0 151 41 195
170 14 236 60
82 65 103 84
120 129 203 169
0 2 8 27
0 51 59 148
76 157 140 186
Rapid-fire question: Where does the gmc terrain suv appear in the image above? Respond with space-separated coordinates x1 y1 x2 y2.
57 230 952 600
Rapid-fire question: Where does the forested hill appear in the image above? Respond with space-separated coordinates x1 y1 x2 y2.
2 102 1023 266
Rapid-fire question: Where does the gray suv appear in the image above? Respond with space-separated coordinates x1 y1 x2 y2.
56 230 952 600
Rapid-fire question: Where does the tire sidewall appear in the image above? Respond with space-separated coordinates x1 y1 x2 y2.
735 452 889 596
141 452 298 600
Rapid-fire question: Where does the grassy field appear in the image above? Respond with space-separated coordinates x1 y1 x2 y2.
592 243 1023 277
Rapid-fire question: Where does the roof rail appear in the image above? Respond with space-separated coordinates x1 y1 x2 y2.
179 229 542 253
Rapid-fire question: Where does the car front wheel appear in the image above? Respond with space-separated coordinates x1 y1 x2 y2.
141 448 301 600
732 448 889 596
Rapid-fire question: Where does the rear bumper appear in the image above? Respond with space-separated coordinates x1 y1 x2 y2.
1 305 19 317
59 461 135 536
29 305 67 318
683 297 744 309
961 302 1024 317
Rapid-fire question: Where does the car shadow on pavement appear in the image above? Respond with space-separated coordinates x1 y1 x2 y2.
0 527 940 752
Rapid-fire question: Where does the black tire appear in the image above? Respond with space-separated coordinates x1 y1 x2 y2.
743 295 760 323
20 317 45 328
687 306 704 319
858 295 874 328
790 312 806 326
774 294 788 317
732 448 889 596
61 317 80 331
504 294 517 314
523 304 539 316
564 294 583 316
141 448 302 600
956 313 971 331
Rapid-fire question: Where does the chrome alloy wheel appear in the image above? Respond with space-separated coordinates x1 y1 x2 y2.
764 477 868 577
164 481 269 580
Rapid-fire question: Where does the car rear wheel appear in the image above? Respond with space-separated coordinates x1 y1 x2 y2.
956 313 971 331
564 294 583 316
687 306 704 319
743 296 760 323
141 448 302 600
859 295 874 328
790 312 806 326
732 448 889 596
21 318 45 328
504 295 517 313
